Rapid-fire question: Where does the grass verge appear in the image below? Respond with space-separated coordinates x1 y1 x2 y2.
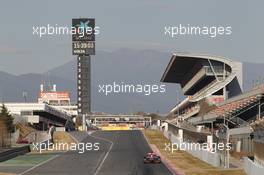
30 131 77 154
0 154 55 167
144 129 245 175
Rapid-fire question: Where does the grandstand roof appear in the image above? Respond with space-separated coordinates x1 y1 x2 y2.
161 53 235 83
4 103 72 121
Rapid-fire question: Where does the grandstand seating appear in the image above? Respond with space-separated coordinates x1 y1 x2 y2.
209 95 259 118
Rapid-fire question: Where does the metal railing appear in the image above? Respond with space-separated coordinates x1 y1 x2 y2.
204 66 230 75
191 72 236 102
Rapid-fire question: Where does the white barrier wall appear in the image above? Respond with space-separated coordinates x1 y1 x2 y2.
56 127 66 131
163 130 220 167
207 135 213 152
157 120 161 127
178 129 183 142
161 122 168 132
244 157 264 175
187 145 220 167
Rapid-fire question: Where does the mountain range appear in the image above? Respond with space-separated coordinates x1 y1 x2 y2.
0 49 263 114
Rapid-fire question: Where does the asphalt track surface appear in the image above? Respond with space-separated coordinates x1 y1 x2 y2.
22 130 172 175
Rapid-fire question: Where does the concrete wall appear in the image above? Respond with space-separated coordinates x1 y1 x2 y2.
230 133 253 154
56 127 66 132
244 157 264 175
163 130 221 167
168 122 209 143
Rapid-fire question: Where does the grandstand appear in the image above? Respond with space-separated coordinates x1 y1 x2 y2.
161 53 264 157
161 53 243 124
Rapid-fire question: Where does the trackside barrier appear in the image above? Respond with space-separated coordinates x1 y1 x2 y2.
244 157 264 175
0 145 30 162
163 130 221 167
55 127 66 131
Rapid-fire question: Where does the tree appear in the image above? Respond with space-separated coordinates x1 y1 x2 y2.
0 104 15 133
75 116 82 128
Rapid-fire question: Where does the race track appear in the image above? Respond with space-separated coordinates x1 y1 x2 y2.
22 130 172 175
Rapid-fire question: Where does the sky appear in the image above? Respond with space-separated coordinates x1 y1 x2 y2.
0 0 263 75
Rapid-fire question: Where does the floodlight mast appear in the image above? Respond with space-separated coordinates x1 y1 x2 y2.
223 109 230 169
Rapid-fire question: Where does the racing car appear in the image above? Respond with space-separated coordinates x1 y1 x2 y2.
143 152 161 164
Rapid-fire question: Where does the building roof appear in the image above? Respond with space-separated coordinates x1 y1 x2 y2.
161 53 236 83
4 103 71 121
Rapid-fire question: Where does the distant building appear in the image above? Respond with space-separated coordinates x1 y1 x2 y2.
38 84 77 117
38 84 71 106
2 84 76 131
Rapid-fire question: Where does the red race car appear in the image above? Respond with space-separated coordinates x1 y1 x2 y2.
143 152 161 164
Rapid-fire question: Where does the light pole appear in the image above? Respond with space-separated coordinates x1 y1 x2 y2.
222 109 230 168
176 89 180 117
222 123 230 168
257 94 264 120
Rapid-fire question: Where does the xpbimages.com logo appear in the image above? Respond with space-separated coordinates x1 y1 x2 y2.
164 141 231 153
32 23 100 38
32 140 100 154
164 24 232 38
98 82 166 96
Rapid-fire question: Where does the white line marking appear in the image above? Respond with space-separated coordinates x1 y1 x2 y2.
19 155 59 175
89 131 114 175
19 131 113 175
19 131 86 174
